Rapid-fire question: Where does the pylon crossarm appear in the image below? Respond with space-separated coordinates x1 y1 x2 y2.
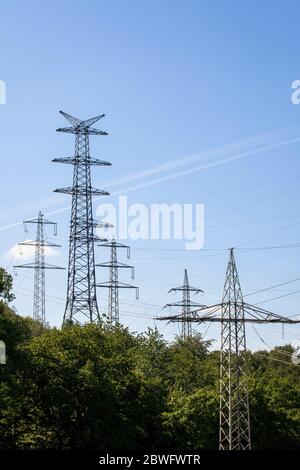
243 303 300 324
159 315 299 323
56 126 108 136
158 303 300 324
96 261 134 269
164 301 207 308
59 110 82 126
189 286 204 293
92 220 113 229
54 187 109 196
98 240 131 259
158 313 216 323
98 282 139 301
43 262 65 270
97 281 137 289
159 303 227 322
193 303 222 313
53 157 111 166
56 111 108 135
168 286 203 293
18 241 61 248
14 262 64 270
82 114 105 127
69 235 107 243
23 218 56 226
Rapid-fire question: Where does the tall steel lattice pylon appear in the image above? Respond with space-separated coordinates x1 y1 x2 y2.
97 239 139 324
219 248 251 450
158 247 300 450
14 211 64 326
53 111 111 325
164 269 204 339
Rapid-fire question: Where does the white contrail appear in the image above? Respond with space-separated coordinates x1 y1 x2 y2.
1 127 300 233
98 126 300 189
105 135 300 196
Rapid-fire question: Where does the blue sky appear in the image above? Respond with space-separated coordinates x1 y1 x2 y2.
1 0 300 350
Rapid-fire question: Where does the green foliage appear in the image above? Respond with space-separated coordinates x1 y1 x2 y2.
0 267 15 302
161 388 219 448
166 333 215 392
0 308 299 449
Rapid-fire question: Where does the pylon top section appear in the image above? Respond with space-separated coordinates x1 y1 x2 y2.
164 268 205 309
167 268 204 294
98 238 131 259
53 111 112 167
159 249 300 325
56 110 109 135
23 211 58 233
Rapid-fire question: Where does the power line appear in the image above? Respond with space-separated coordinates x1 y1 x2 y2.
251 324 296 358
238 220 300 247
245 277 300 297
254 289 300 306
250 327 299 367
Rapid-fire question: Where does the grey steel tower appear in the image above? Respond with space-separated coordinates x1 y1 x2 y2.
219 248 250 450
164 269 204 339
97 239 139 324
14 211 64 325
158 248 300 450
53 111 111 325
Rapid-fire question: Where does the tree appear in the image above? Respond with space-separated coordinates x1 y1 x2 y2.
0 309 299 450
0 267 15 302
161 388 219 448
166 333 214 392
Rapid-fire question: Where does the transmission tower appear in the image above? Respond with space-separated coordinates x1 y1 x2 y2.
164 269 204 339
53 111 111 325
219 249 250 450
158 248 300 450
97 238 139 324
14 211 64 326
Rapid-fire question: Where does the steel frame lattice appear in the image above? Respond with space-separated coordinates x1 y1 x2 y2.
164 269 204 339
14 211 64 325
158 248 300 450
53 111 111 325
219 248 251 450
97 239 139 324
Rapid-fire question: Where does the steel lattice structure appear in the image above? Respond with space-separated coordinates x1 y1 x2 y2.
164 268 204 339
53 111 111 325
158 248 300 450
97 239 139 324
14 211 64 325
219 249 250 450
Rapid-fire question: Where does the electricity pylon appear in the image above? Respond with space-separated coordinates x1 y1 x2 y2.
97 238 139 324
14 211 64 326
53 111 111 325
219 249 250 450
164 269 205 339
158 248 300 450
